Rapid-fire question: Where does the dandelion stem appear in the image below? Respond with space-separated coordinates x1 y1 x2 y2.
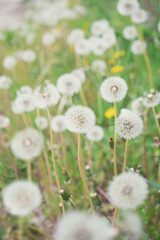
158 163 160 185
27 161 32 181
152 107 160 136
113 102 117 176
77 133 95 213
47 107 65 215
143 113 149 179
60 133 68 173
80 87 88 106
88 141 93 167
18 217 23 240
123 139 129 172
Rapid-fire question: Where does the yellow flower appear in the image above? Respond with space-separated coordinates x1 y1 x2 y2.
120 50 126 56
111 65 124 73
69 46 74 51
83 60 88 66
113 50 126 59
108 59 115 65
105 108 115 118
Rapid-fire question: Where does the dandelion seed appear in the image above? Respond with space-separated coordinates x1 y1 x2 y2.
71 69 86 84
91 37 107 56
3 181 42 216
116 109 143 139
42 32 55 46
91 59 106 74
57 73 81 96
65 105 96 134
17 85 33 95
100 77 128 103
21 49 36 62
67 29 85 46
108 172 148 209
86 125 104 142
13 94 36 113
10 128 43 161
51 115 67 132
131 97 145 116
75 39 91 55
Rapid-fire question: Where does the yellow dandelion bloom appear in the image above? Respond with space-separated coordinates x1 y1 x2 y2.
108 59 115 65
83 60 89 66
111 65 124 73
113 52 120 59
69 46 74 51
120 50 126 56
105 108 115 118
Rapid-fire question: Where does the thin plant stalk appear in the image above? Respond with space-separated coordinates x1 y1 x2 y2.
143 112 149 179
27 161 32 181
60 133 68 173
47 107 65 215
152 107 160 136
113 102 117 176
18 217 23 240
88 141 93 167
123 139 129 172
158 163 160 185
79 87 88 106
77 133 95 213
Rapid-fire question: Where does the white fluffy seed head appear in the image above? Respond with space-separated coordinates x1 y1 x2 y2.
100 77 128 103
91 37 107 56
116 109 143 140
57 73 81 96
35 116 48 130
42 32 55 46
10 128 43 161
51 115 67 132
0 76 12 89
3 181 42 216
21 49 36 62
91 59 106 74
74 39 91 55
13 94 36 113
65 105 96 134
131 97 145 116
3 56 17 70
123 25 137 40
102 28 117 49
131 9 148 24
143 91 160 107
55 211 118 240
0 115 10 129
67 29 85 46
117 0 139 16
17 85 33 95
131 40 147 55
86 125 104 142
91 19 110 36
71 69 86 84
34 84 60 109
108 172 148 209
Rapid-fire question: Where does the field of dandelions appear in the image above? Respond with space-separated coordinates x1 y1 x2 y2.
0 0 160 239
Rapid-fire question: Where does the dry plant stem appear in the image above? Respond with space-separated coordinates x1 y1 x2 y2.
113 102 118 176
133 23 154 88
77 133 95 213
123 139 129 172
60 133 68 173
143 204 160 234
18 217 23 240
152 107 160 136
27 161 32 181
143 113 149 179
79 87 88 106
112 208 119 227
47 107 65 215
88 141 93 167
29 225 53 240
69 96 73 105
36 108 61 215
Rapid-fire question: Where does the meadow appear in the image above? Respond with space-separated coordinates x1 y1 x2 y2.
0 0 160 239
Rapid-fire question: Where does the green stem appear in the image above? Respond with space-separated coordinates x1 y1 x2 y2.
123 139 129 172
152 107 160 136
113 102 117 176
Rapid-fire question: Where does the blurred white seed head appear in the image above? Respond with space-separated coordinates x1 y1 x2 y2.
100 77 128 103
13 94 36 113
91 59 106 74
65 105 96 134
108 172 148 209
131 40 147 55
35 116 48 130
75 39 91 55
17 85 33 95
10 128 43 161
143 91 160 107
57 73 81 96
131 97 145 116
123 25 137 40
117 0 139 16
86 125 104 142
71 69 86 84
91 37 107 56
3 181 42 216
116 109 143 139
42 32 55 46
55 211 118 240
91 19 110 36
51 115 67 132
0 115 10 129
102 28 117 49
0 76 12 89
67 29 85 46
131 9 148 24
34 84 60 109
21 49 36 62
3 56 17 70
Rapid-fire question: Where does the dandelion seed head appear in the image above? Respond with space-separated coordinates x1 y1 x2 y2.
143 91 160 107
34 84 60 109
71 69 86 83
91 37 107 56
57 73 81 96
35 116 48 130
3 56 17 70
65 105 96 134
21 49 36 62
10 128 43 161
0 115 10 129
131 97 145 116
51 115 67 132
131 9 148 24
42 32 55 46
131 40 147 55
75 39 91 55
0 76 12 89
86 125 104 142
13 94 36 113
116 109 143 139
67 29 85 46
3 181 42 216
17 85 33 95
100 77 128 103
108 172 148 209
91 19 109 36
117 0 139 16
91 59 106 74
123 25 137 40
